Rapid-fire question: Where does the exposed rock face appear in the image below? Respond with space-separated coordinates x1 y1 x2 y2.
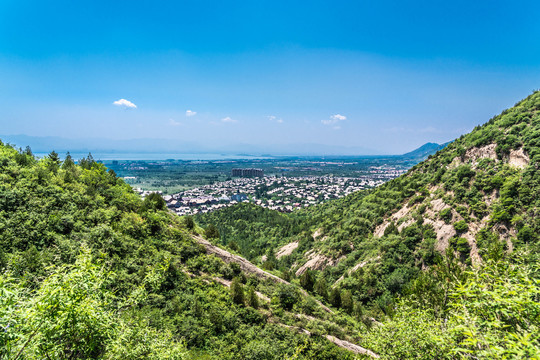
450 144 529 170
449 143 498 169
194 235 287 284
373 204 412 237
370 185 511 266
324 335 380 358
333 256 381 288
295 251 339 276
464 143 498 163
423 218 456 252
509 148 529 168
431 198 450 213
276 241 299 259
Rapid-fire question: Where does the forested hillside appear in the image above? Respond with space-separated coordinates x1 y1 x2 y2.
2 91 540 359
0 145 373 359
198 91 540 358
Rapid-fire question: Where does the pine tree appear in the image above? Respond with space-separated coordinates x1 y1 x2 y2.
184 216 195 230
329 287 341 308
300 270 314 292
62 152 75 169
314 277 328 300
205 224 220 239
230 277 245 305
246 286 259 309
341 290 353 314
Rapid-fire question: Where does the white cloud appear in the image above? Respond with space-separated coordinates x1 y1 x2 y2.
268 115 284 123
113 99 137 109
169 119 183 126
321 114 346 126
186 110 197 117
221 116 237 123
331 114 346 121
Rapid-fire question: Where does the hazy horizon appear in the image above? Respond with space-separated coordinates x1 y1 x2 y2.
1 133 451 158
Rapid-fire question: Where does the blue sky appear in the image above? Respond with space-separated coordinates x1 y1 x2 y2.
1 0 540 154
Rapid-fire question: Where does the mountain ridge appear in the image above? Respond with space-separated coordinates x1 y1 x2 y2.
1 90 539 359
197 90 540 357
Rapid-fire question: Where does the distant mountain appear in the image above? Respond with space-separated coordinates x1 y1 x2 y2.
0 134 204 154
0 134 379 157
401 141 451 159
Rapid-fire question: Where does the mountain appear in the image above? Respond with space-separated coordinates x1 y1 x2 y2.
1 134 379 157
197 91 540 358
1 91 539 359
0 142 375 358
401 141 451 159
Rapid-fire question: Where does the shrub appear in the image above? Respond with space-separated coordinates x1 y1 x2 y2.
453 220 468 234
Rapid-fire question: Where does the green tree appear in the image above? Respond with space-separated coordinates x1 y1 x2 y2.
300 270 315 292
205 224 220 239
62 152 75 169
314 277 328 300
47 150 61 173
276 284 298 311
142 193 166 212
329 287 341 308
230 277 245 305
246 286 259 309
341 290 354 314
453 220 468 234
184 215 195 230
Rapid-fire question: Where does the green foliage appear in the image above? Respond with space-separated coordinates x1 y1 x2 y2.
453 220 468 234
0 249 188 360
183 215 195 230
329 288 341 308
340 290 353 314
142 192 167 212
313 277 328 300
246 286 259 309
299 270 315 292
275 284 299 311
205 224 220 239
446 256 540 358
230 277 245 305
439 208 452 224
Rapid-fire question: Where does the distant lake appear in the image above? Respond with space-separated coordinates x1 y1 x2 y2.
33 152 274 161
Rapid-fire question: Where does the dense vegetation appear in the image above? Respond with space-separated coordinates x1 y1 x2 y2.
2 91 540 358
198 91 540 357
0 145 365 359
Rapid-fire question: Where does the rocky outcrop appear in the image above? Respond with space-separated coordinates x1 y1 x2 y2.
194 235 334 313
464 143 498 163
276 241 299 259
373 204 412 237
295 252 339 276
324 335 380 358
508 148 529 168
194 235 288 284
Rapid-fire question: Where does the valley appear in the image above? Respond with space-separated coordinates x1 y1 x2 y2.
1 92 539 359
